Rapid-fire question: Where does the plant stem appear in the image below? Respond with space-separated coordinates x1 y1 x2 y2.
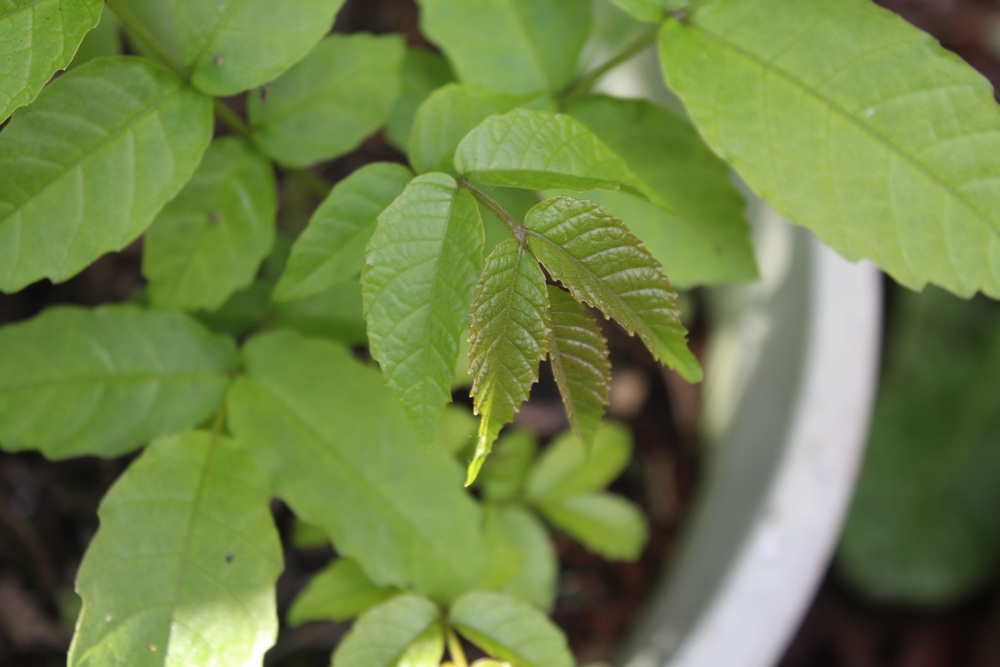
560 25 659 105
105 0 187 77
446 629 469 667
213 99 251 137
457 178 526 245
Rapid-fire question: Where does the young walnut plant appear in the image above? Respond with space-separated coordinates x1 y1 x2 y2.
0 0 998 666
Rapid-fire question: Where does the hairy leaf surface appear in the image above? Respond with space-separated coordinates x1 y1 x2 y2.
143 138 276 310
68 432 283 667
0 306 236 458
289 559 400 625
248 33 404 167
526 423 633 502
525 197 701 381
660 0 1000 297
227 332 493 602
450 591 574 667
362 173 484 445
275 163 414 302
468 239 549 484
546 286 610 445
333 595 442 667
539 492 647 560
174 0 346 95
385 48 454 151
417 0 590 94
484 506 557 611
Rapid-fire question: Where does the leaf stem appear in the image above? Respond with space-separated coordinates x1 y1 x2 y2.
560 25 660 105
457 178 526 245
446 629 469 667
105 0 188 77
213 99 250 137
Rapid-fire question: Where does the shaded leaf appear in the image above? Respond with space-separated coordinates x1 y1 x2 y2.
0 306 236 459
436 405 478 457
539 492 647 560
524 196 701 381
275 163 414 302
68 432 283 667
417 0 590 94
289 559 400 625
115 0 182 68
174 0 347 95
526 422 633 502
227 331 494 602
478 430 538 503
659 0 1000 298
611 0 669 22
333 595 442 667
69 7 122 69
0 57 213 292
248 33 404 167
143 138 276 311
450 591 574 667
484 506 557 611
272 278 368 345
545 286 610 444
0 0 103 122
386 48 455 151
467 239 549 485
362 173 484 445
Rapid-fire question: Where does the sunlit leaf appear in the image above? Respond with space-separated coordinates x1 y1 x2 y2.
333 595 443 667
288 559 400 625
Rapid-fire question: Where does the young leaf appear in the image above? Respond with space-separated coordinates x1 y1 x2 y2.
0 306 236 459
68 432 283 667
567 95 756 287
386 48 455 151
468 239 550 485
417 0 590 94
288 559 400 625
143 137 277 311
526 422 633 503
454 109 657 201
0 0 104 123
362 173 484 445
332 595 442 667
660 0 1000 298
275 163 414 302
484 506 558 611
0 57 213 293
538 492 648 560
227 331 494 602
546 285 610 445
524 196 701 381
450 591 574 667
174 0 347 95
478 430 538 503
248 33 404 167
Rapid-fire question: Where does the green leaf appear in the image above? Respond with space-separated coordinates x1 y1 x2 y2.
610 0 669 23
526 422 633 502
386 48 455 151
539 492 647 560
838 287 1000 605
174 0 347 95
435 404 478 457
227 331 494 602
69 6 122 70
659 0 1000 298
0 57 213 293
362 173 484 445
333 595 442 667
454 109 656 199
0 306 236 459
288 559 400 625
566 95 756 287
467 239 549 485
68 431 283 667
275 163 414 302
272 278 368 345
483 506 557 611
478 430 538 503
143 138 276 311
0 0 104 123
417 0 590 94
115 0 182 68
524 196 701 381
545 286 610 445
248 33 404 167
450 591 574 667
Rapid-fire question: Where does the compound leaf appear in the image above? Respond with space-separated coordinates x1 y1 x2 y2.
660 0 1000 298
333 595 442 667
526 422 633 502
248 33 404 167
546 286 610 445
275 163 414 302
538 492 647 560
417 0 590 95
227 331 494 602
288 559 400 625
0 57 213 293
0 306 236 459
524 196 701 381
174 0 346 95
385 48 455 151
450 591 574 667
0 0 104 123
143 138 276 311
468 239 549 485
362 173 484 445
68 431 283 667
484 506 557 611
